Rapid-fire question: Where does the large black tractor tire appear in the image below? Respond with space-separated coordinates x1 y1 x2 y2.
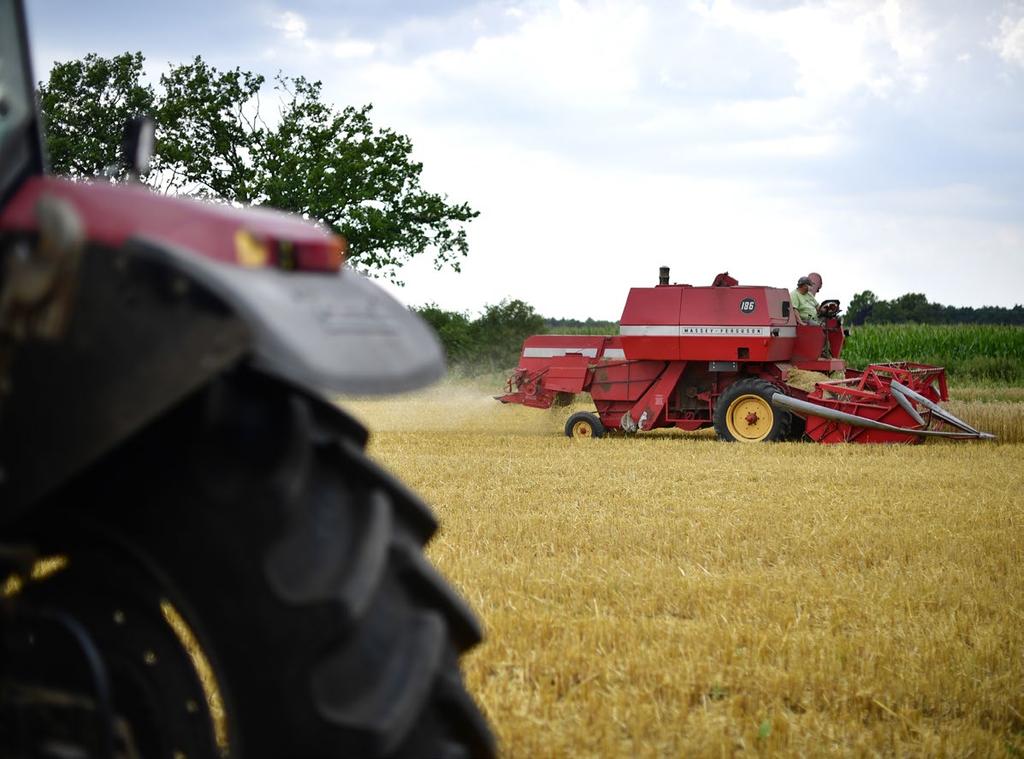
713 378 792 443
2 368 495 759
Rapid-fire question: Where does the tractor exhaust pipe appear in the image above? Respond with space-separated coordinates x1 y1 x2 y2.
771 393 995 440
659 266 670 286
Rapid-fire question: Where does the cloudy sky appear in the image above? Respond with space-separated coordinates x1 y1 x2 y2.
25 0 1024 320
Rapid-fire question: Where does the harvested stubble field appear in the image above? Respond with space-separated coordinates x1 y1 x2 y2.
342 382 1024 757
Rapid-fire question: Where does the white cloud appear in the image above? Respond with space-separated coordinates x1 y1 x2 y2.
275 11 308 42
268 9 377 60
992 13 1024 66
881 0 935 62
413 0 650 107
266 1 947 150
332 40 377 59
689 134 843 160
691 0 937 99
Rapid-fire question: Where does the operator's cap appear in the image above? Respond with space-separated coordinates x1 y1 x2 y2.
797 276 813 286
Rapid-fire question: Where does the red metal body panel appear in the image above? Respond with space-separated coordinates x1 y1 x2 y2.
625 361 688 431
515 335 620 373
792 320 845 363
588 360 669 429
589 360 665 402
543 366 590 394
680 287 789 325
496 335 627 407
826 323 845 360
0 176 343 271
617 286 683 360
620 284 799 363
792 324 826 361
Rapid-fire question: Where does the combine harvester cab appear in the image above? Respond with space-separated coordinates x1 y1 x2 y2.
497 269 994 444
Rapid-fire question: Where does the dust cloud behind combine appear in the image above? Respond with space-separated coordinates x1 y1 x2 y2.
340 379 588 437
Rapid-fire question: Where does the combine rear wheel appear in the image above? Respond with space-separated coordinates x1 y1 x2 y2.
565 412 605 439
2 368 495 759
714 379 792 443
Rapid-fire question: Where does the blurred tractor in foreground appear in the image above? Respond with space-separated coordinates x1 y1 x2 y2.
0 2 494 756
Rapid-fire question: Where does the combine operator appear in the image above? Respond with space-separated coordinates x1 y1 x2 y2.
792 273 840 359
791 275 822 325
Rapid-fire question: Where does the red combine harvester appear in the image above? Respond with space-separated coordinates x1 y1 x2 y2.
497 269 993 444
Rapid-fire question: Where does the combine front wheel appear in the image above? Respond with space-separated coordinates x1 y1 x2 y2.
565 412 605 439
714 379 792 443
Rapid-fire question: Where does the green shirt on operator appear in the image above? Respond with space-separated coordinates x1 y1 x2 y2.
791 278 820 324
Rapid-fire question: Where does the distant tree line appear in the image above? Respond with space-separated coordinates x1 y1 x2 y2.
416 306 625 372
847 291 1024 326
417 293 1023 375
414 300 544 372
543 317 619 335
540 317 618 333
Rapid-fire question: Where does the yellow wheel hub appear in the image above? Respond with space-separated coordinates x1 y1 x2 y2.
725 394 774 442
571 420 593 438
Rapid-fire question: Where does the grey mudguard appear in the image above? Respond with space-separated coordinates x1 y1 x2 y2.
142 237 446 395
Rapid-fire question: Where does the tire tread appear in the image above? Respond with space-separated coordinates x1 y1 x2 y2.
65 368 493 759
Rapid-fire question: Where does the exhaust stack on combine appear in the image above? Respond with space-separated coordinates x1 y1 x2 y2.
497 271 993 444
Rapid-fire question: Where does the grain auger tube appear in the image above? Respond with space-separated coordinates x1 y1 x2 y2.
497 268 993 445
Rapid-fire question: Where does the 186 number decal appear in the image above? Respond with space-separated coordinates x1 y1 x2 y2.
739 297 756 313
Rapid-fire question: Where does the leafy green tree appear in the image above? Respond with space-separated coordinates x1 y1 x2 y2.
471 299 545 370
869 293 940 324
155 57 265 202
257 77 477 279
38 53 477 279
846 291 1022 326
414 300 545 372
846 290 877 326
544 316 619 335
414 304 475 364
891 293 940 323
39 52 155 179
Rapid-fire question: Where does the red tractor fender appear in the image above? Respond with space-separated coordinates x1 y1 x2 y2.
0 176 445 396
0 178 444 514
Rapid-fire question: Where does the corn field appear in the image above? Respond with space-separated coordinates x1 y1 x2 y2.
839 324 1024 383
340 381 1024 757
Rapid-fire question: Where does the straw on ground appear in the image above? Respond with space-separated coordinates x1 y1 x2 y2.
342 383 1024 757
